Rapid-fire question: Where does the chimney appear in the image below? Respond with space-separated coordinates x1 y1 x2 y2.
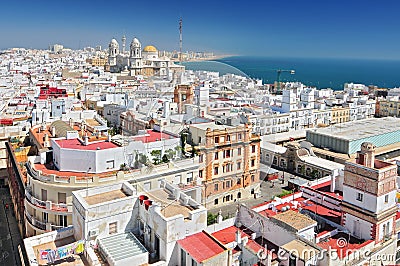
84 135 89 146
69 118 73 128
51 126 56 137
358 142 376 168
330 174 335 193
163 101 170 118
235 229 242 244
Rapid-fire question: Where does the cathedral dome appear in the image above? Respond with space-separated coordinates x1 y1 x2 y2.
143 45 157 53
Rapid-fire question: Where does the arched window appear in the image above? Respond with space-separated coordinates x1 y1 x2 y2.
297 165 302 173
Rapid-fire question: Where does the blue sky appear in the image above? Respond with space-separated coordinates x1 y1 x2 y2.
1 0 400 59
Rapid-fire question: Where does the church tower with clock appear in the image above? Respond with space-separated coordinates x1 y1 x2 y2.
342 142 397 243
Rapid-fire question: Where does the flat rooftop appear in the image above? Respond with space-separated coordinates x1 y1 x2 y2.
299 155 344 171
132 129 177 143
32 236 87 266
281 239 320 261
85 118 100 126
261 129 306 144
145 189 193 219
189 122 237 131
271 209 316 231
55 138 119 150
84 189 128 205
307 117 400 141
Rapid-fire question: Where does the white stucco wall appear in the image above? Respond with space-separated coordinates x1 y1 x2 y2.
344 213 372 240
343 185 396 214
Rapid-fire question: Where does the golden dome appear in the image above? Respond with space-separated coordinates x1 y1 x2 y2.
143 45 157 52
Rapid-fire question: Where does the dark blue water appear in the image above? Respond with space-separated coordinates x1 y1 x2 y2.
183 56 400 90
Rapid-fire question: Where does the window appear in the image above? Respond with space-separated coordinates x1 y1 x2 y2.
186 172 193 183
356 192 363 202
109 221 117 235
199 170 203 178
106 160 115 169
251 175 255 182
214 167 219 175
199 154 204 163
225 149 231 158
58 215 67 227
237 162 241 170
252 145 256 153
385 194 389 203
215 137 219 143
251 159 255 167
237 192 241 199
41 189 47 201
238 133 242 140
238 147 242 156
42 212 48 223
58 192 66 204
214 183 219 191
198 136 201 143
226 135 230 141
214 198 218 205
226 180 231 188
214 152 219 160
192 258 197 266
237 178 241 185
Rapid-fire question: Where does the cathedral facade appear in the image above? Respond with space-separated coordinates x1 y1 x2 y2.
107 36 183 77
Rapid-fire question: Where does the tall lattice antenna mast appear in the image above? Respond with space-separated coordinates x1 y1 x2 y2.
179 17 183 64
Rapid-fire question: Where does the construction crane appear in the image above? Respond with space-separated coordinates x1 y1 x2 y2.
276 69 295 94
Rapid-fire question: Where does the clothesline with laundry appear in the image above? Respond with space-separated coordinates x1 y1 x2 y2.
38 239 85 264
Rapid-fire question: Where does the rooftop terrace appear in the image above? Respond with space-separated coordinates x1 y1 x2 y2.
83 189 128 205
145 189 194 219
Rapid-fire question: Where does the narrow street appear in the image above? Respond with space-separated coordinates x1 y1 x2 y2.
0 187 24 266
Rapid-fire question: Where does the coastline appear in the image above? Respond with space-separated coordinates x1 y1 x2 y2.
172 54 236 63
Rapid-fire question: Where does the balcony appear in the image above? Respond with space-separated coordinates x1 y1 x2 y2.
25 210 66 232
25 188 71 213
25 209 46 231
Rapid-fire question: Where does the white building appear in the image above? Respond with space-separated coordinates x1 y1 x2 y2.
72 180 207 265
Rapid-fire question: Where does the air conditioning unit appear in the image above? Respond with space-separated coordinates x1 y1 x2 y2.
89 228 99 237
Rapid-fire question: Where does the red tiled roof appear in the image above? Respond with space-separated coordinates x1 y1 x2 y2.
212 226 246 245
55 138 119 151
178 231 226 263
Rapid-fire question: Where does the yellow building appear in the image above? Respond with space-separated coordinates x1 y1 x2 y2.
330 107 349 124
188 122 261 208
86 57 108 67
376 98 400 117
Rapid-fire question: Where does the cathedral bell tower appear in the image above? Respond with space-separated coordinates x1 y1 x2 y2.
129 37 142 75
108 38 119 66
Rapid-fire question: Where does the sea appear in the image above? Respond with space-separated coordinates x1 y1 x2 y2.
182 56 400 90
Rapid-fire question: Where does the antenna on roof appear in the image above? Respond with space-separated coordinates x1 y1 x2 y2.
179 17 183 65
